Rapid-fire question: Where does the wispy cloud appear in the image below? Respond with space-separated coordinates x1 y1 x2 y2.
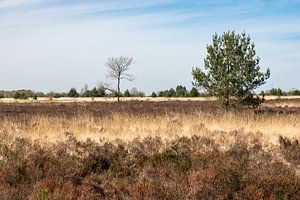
0 0 299 92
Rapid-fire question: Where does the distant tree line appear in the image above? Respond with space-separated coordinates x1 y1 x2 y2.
1 86 300 100
0 90 40 100
152 86 203 98
261 88 300 96
0 85 201 99
1 87 300 100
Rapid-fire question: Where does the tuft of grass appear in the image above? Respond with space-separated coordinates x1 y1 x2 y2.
39 187 49 200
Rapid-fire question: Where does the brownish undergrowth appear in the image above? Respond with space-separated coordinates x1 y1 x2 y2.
0 100 300 199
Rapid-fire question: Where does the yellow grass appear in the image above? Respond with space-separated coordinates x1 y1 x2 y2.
1 95 300 104
1 109 299 151
0 97 217 103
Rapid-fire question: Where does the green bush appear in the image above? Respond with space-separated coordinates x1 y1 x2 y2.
67 88 79 97
175 85 188 97
158 88 176 97
190 87 200 97
124 89 131 97
289 89 300 96
266 88 286 96
83 87 106 97
13 91 28 100
151 92 157 98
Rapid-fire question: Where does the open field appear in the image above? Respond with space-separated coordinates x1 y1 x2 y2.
1 99 300 144
1 99 300 199
1 95 300 104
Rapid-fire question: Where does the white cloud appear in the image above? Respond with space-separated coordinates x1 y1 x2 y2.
0 0 299 93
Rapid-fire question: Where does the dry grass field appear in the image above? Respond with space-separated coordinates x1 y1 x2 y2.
1 95 300 103
1 99 300 199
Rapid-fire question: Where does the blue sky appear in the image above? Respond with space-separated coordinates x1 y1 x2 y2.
0 0 300 94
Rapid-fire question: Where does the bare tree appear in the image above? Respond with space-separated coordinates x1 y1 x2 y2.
105 56 136 101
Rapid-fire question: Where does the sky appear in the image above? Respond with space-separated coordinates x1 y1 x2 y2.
0 0 300 94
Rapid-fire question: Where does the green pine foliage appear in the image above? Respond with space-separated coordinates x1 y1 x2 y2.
190 87 200 97
67 88 79 97
13 91 29 100
175 85 188 97
124 89 131 97
151 92 157 97
192 31 270 109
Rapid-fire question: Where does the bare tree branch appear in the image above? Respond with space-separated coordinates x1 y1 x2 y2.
104 56 136 101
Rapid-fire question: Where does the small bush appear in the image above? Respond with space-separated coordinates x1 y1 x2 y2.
150 92 157 98
13 91 28 100
67 88 79 97
190 87 200 97
124 89 131 97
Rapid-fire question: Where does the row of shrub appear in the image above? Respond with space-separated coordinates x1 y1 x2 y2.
66 85 202 98
0 85 202 99
0 90 37 100
262 88 300 96
0 134 300 199
61 85 202 98
152 86 205 97
1 87 300 100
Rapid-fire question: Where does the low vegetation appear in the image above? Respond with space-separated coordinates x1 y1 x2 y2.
0 100 300 199
1 133 300 199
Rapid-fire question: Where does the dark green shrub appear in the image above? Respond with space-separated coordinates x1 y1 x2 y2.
83 87 106 97
53 93 63 98
124 89 131 97
239 93 265 108
151 92 157 98
67 88 79 97
190 87 200 97
289 89 300 96
267 88 286 96
175 85 188 97
13 91 28 100
158 88 176 97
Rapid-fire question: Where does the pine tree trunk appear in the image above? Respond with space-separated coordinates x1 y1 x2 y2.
225 96 229 111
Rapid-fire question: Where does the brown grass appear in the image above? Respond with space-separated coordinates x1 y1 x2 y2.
1 99 300 199
0 100 299 146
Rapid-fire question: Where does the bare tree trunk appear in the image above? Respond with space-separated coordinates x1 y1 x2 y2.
117 78 120 102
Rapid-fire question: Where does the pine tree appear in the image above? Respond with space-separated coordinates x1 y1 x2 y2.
192 31 270 110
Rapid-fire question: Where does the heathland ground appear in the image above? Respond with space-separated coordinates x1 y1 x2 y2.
1 98 300 199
